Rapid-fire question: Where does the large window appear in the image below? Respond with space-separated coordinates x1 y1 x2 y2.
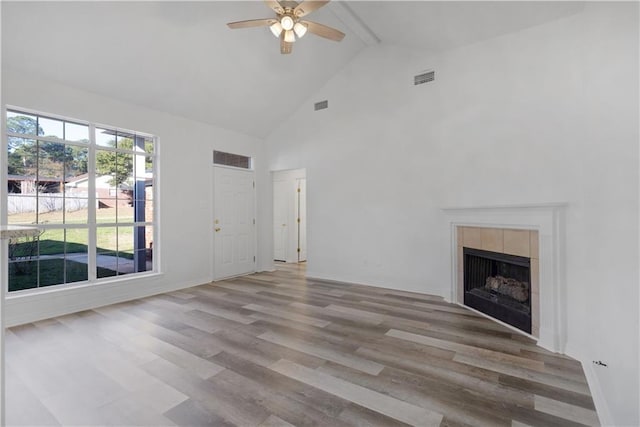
6 108 156 292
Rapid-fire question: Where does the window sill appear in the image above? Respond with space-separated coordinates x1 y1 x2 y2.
6 271 164 299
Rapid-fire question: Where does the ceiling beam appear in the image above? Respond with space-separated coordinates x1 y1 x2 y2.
327 2 380 46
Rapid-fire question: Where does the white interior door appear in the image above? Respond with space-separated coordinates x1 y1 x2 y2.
296 178 307 262
272 168 306 263
214 166 255 280
273 180 289 262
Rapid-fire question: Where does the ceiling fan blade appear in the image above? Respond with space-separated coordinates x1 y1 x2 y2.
280 34 293 54
303 20 345 41
293 1 329 18
264 0 285 15
227 18 276 29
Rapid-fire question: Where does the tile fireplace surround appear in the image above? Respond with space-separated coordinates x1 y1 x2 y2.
456 226 540 337
442 204 566 353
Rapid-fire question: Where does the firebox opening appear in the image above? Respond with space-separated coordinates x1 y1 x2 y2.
463 247 532 334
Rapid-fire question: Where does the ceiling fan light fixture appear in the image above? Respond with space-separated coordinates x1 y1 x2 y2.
226 1 344 55
284 29 296 43
280 15 294 31
269 21 283 37
293 22 307 38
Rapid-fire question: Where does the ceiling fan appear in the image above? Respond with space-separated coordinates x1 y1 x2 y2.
227 1 345 54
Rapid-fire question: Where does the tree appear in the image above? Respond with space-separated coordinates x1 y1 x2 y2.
7 115 89 178
96 137 134 187
96 137 153 187
7 115 41 139
7 116 40 176
68 145 88 176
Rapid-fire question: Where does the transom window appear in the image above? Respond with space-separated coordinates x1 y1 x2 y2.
6 108 157 292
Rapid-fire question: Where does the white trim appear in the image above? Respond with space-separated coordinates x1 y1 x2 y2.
212 272 254 282
2 99 9 425
442 203 567 353
151 136 160 275
211 163 254 172
5 106 158 292
209 162 215 281
4 270 160 298
272 168 307 264
305 273 432 298
6 105 155 139
6 131 90 147
87 122 98 280
581 360 611 426
3 273 218 328
327 2 380 46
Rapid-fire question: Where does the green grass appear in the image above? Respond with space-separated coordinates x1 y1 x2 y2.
7 213 148 290
8 259 117 292
11 239 135 260
10 221 140 260
39 239 87 254
8 206 149 263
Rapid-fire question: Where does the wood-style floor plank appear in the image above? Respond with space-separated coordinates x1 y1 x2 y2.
5 262 599 426
269 359 443 426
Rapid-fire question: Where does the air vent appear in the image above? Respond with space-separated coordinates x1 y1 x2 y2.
414 70 435 86
314 100 328 111
214 151 252 169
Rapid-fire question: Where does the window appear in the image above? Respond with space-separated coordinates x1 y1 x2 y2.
6 108 156 292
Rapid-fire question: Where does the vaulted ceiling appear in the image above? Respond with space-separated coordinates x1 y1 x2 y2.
2 1 584 138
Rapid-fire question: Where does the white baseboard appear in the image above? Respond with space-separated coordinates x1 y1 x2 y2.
305 271 448 299
581 359 613 426
4 274 211 327
5 266 281 327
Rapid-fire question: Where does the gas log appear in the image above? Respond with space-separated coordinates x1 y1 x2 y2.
485 275 529 303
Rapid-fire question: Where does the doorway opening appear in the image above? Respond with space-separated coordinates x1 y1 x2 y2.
272 169 306 263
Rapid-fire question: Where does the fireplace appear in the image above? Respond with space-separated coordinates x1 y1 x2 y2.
463 247 531 333
444 206 566 353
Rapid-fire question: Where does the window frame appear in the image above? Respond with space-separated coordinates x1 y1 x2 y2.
4 105 158 293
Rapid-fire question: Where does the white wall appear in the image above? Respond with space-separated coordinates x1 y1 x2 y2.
1 70 274 325
265 3 638 425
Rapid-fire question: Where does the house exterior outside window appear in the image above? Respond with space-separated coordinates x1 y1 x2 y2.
5 107 157 292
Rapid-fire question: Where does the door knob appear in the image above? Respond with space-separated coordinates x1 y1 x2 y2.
215 227 221 232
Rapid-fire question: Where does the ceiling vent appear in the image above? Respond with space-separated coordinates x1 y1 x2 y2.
314 100 329 111
414 70 435 86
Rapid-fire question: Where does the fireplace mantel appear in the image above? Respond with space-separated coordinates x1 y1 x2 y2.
442 203 567 353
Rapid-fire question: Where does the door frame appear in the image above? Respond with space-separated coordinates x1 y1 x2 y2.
273 179 290 262
271 168 306 264
295 177 307 262
212 164 257 281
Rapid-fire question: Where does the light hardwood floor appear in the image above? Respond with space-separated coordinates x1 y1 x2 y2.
5 263 599 426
